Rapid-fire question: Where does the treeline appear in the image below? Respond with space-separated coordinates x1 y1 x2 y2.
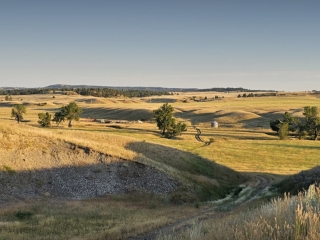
238 92 277 98
73 88 169 98
0 88 47 95
196 87 273 93
46 84 274 93
0 88 170 98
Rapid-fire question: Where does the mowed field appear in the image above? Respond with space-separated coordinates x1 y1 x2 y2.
1 91 320 239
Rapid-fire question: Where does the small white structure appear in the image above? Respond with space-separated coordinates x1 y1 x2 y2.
211 121 218 128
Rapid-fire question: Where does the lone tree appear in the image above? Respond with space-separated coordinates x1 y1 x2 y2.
38 112 52 127
11 104 26 123
53 102 82 127
153 103 187 138
153 103 175 136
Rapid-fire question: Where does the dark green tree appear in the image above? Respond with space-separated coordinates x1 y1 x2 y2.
52 102 82 127
53 111 66 126
38 112 52 127
11 104 26 123
64 102 82 127
270 112 299 139
153 103 175 136
303 106 320 140
270 119 281 134
171 122 187 136
153 103 187 138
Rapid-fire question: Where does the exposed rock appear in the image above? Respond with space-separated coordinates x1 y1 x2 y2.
0 144 177 204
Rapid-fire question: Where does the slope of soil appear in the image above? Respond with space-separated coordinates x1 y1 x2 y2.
274 166 320 195
0 141 177 204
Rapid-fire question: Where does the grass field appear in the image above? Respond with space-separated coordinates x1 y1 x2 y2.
1 91 320 239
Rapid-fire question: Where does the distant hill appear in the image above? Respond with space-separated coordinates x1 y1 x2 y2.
46 84 272 92
45 84 197 92
0 87 27 90
0 84 275 97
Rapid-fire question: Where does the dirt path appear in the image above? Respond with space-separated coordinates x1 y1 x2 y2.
127 175 272 240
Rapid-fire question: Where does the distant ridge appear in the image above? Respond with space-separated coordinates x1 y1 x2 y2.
45 84 197 92
45 84 273 92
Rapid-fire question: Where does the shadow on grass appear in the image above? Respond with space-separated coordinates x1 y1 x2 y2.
253 142 320 150
81 107 153 121
126 140 248 201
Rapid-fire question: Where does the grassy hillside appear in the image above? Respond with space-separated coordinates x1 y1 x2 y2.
0 120 246 202
1 92 320 239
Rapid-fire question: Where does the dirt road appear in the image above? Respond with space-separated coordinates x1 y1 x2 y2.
128 174 272 240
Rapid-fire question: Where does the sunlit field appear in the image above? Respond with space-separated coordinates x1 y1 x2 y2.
1 91 320 239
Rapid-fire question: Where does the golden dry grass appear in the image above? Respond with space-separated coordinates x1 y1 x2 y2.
1 92 320 239
0 194 202 240
158 184 320 240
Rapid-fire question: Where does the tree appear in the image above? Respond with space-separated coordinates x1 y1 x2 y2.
53 111 65 126
153 103 175 136
270 112 299 139
53 102 82 127
38 112 52 127
270 119 281 134
171 122 187 136
278 122 289 140
153 103 187 137
5 95 12 101
303 106 320 140
11 104 26 123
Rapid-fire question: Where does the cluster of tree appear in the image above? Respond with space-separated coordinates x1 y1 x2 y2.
74 87 169 98
11 102 82 128
197 87 269 93
270 106 320 140
53 102 82 127
0 88 47 95
47 85 267 93
153 103 187 138
0 87 169 98
238 93 277 98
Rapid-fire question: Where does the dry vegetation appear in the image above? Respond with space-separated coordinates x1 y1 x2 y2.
1 91 320 239
157 184 320 240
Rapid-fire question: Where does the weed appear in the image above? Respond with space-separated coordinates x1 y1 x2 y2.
15 211 33 220
2 165 16 175
92 168 102 173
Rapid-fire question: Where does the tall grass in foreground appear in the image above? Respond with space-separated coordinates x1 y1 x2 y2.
157 184 320 240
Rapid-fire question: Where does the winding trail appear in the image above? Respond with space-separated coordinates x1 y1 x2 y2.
192 125 211 146
127 175 272 240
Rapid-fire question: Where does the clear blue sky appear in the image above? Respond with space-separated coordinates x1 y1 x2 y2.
0 0 319 91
